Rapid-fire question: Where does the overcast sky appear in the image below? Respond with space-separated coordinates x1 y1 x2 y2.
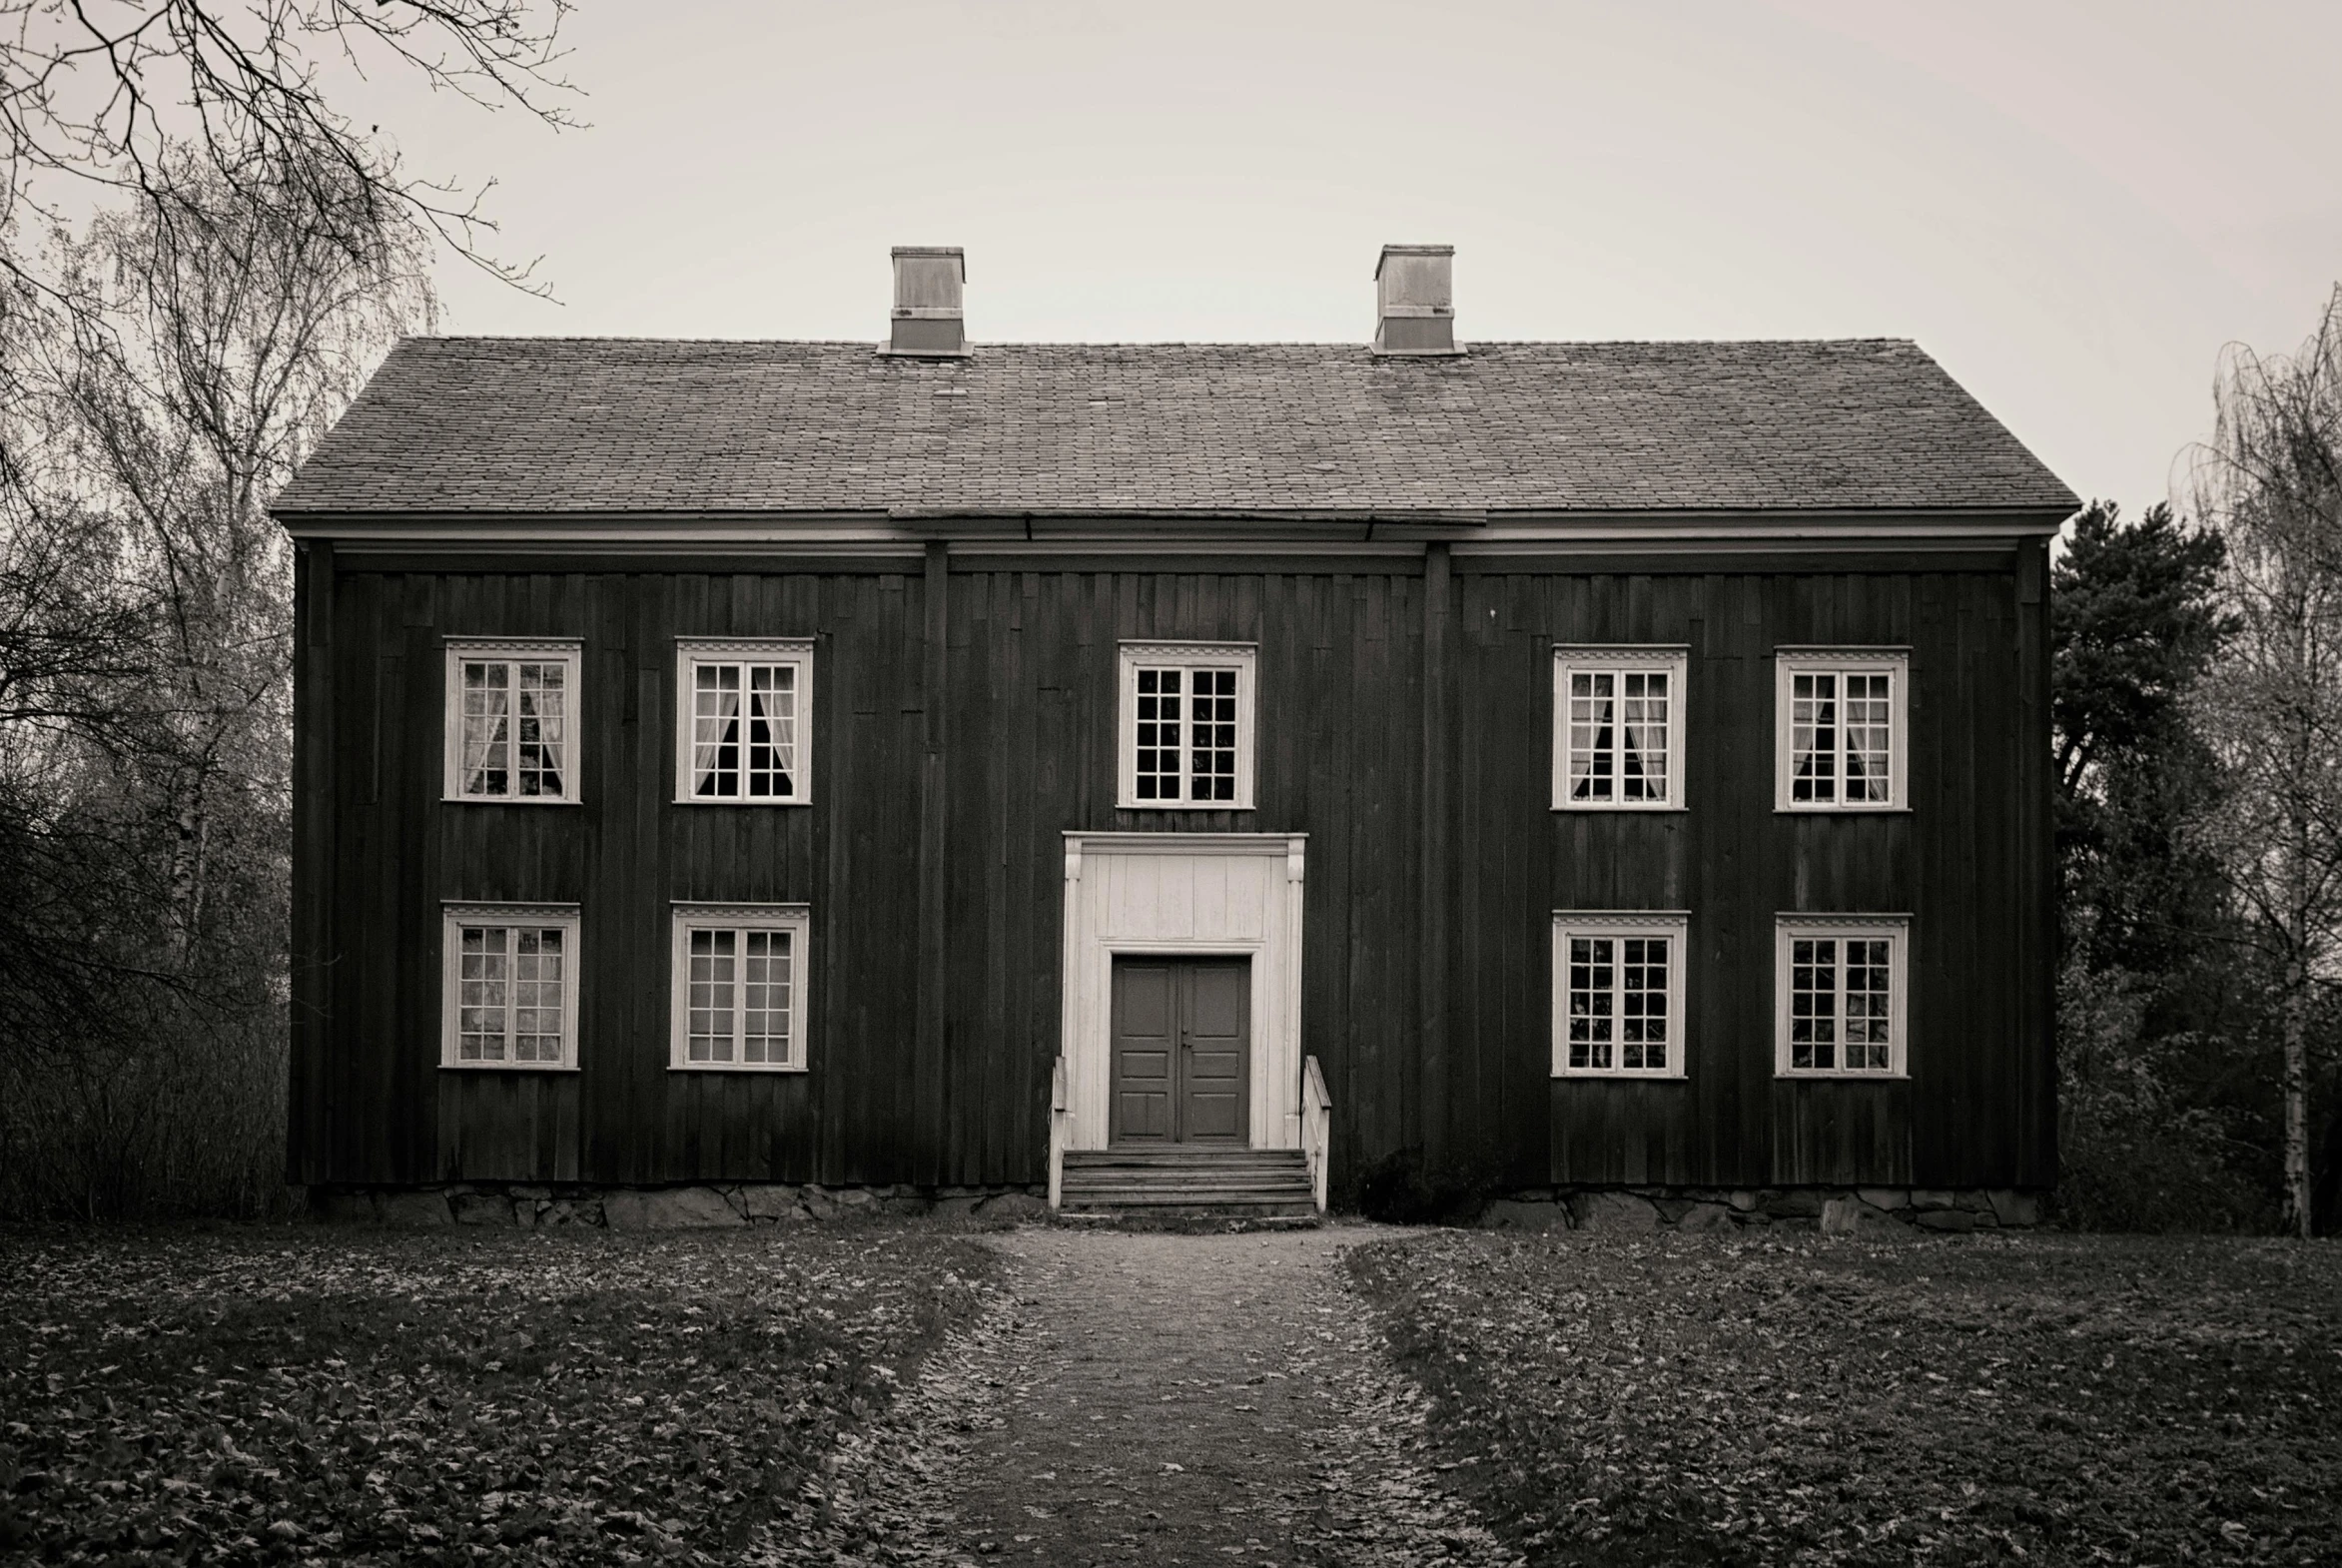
352 1 2342 513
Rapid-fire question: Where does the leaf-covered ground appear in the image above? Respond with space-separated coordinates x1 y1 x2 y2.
1347 1231 2342 1567
0 1223 1000 1565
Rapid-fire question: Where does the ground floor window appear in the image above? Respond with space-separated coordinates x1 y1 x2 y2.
669 904 811 1071
1774 915 1910 1076
1551 912 1690 1077
439 903 580 1069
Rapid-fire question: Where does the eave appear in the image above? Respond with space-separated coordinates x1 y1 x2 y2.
272 501 2076 558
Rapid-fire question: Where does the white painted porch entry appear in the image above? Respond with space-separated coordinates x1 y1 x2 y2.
1057 833 1308 1159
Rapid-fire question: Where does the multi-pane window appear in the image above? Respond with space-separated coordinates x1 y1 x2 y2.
1550 913 1689 1078
1119 643 1256 809
440 904 580 1069
674 639 813 804
1553 649 1688 810
1776 651 1908 810
670 905 810 1071
1775 917 1908 1076
443 640 580 802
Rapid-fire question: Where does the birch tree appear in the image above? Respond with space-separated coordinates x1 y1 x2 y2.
0 161 426 1213
0 2 576 1213
2187 285 2342 1238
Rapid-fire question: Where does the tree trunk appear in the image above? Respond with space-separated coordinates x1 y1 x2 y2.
2281 952 2312 1239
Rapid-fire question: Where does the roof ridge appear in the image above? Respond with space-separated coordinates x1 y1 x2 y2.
394 335 1926 351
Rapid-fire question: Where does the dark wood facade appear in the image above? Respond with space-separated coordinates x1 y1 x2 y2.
288 539 2055 1200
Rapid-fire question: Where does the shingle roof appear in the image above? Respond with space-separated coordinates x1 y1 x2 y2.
272 337 2076 519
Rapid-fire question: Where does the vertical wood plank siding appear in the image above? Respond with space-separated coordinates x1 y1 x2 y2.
292 557 2052 1194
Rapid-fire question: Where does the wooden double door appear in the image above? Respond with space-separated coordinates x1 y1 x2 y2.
1110 957 1251 1145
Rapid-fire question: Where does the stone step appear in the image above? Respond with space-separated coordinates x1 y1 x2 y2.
1068 1175 1320 1197
1060 1176 1311 1191
1063 1149 1304 1167
1062 1185 1311 1202
1062 1178 1312 1196
1058 1148 1315 1217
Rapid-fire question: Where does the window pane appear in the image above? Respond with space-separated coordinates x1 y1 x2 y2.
514 663 566 797
1790 936 1838 1070
741 929 793 1064
688 928 736 1062
1843 672 1893 803
1567 936 1615 1071
1791 672 1837 804
1619 935 1670 1071
745 663 797 798
1568 670 1615 802
1618 671 1670 803
458 926 509 1061
693 663 743 798
460 662 511 796
1189 668 1238 802
1845 937 1894 1070
511 928 565 1063
1135 667 1181 801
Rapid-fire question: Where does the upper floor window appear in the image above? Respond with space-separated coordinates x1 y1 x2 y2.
440 903 580 1070
1775 649 1909 811
443 639 580 803
669 904 810 1072
1774 915 1909 1077
1118 642 1257 809
1553 647 1688 811
1551 912 1689 1078
675 638 813 805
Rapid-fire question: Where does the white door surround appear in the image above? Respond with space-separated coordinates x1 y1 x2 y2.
1058 833 1307 1159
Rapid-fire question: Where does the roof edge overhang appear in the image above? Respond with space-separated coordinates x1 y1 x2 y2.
274 502 2074 552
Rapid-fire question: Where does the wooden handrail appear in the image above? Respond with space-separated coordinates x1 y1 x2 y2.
1048 1055 1071 1209
1300 1054 1330 1213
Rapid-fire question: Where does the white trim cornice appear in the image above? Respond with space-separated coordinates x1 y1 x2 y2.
1063 831 1307 879
278 504 2069 554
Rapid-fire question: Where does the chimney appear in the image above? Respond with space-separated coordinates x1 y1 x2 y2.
887 246 968 357
1373 244 1458 356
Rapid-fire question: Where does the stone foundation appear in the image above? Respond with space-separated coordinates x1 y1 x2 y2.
310 1181 1050 1229
1478 1185 2043 1233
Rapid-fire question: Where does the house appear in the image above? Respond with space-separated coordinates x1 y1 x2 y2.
274 245 2075 1226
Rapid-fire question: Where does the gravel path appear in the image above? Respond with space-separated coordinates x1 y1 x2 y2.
753 1225 1518 1567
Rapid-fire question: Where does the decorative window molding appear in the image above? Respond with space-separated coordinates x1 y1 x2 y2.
1774 914 1911 1078
669 903 811 1072
1774 648 1910 811
442 639 581 803
1551 911 1690 1079
1117 642 1257 810
675 638 814 805
1553 646 1689 811
439 903 580 1071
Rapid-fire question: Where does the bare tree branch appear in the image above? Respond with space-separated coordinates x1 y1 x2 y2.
2185 284 2342 1239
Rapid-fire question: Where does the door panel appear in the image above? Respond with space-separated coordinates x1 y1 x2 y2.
1180 961 1249 1143
1109 956 1251 1146
1111 962 1175 1142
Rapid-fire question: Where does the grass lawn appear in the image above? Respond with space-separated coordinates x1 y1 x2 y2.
1347 1230 2342 1567
0 1220 1001 1565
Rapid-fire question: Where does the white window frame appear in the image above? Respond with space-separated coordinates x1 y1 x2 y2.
1551 911 1691 1079
1116 641 1258 810
439 902 581 1072
442 638 582 804
1553 646 1689 812
674 637 815 806
1773 914 1911 1079
1774 648 1910 812
668 903 811 1073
